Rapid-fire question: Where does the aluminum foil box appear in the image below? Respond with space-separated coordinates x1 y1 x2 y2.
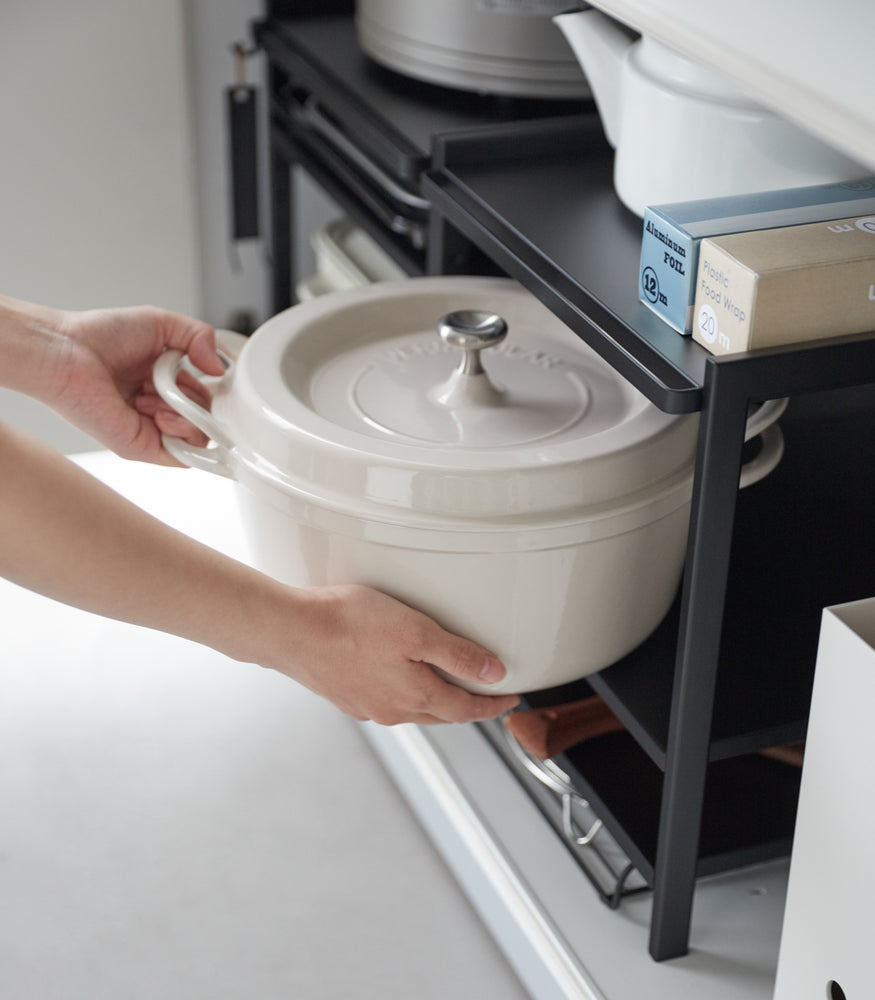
638 178 875 335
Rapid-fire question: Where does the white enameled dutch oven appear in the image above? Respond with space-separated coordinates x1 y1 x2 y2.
153 277 785 694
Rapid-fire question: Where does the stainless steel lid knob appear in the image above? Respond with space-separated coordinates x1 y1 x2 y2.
432 310 507 409
438 310 508 376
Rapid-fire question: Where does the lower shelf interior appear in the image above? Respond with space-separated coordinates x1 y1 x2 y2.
556 729 802 883
525 385 875 768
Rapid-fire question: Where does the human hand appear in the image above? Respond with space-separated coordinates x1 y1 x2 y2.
0 420 516 730
267 584 520 726
51 305 225 465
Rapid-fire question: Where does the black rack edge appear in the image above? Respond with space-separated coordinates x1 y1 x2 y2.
423 169 703 413
425 119 875 414
254 16 430 185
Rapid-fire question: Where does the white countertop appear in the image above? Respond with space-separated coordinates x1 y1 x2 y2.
0 451 528 999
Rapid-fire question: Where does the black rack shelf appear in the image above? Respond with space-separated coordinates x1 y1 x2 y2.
560 731 803 883
528 386 875 769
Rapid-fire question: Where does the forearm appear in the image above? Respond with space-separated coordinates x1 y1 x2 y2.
0 294 70 400
0 421 518 724
0 420 295 664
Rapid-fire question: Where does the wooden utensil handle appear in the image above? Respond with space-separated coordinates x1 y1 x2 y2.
505 695 624 760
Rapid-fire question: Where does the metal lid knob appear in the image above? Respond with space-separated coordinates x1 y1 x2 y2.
438 310 508 377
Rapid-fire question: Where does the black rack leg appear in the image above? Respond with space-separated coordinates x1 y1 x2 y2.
649 364 751 961
426 212 455 275
426 210 501 278
268 68 293 313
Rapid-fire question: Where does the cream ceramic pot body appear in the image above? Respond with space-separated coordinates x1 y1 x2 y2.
153 278 778 694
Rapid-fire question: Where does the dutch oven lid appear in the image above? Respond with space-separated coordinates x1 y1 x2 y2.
223 278 695 522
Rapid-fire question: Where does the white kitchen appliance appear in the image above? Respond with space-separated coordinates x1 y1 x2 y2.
773 597 875 1000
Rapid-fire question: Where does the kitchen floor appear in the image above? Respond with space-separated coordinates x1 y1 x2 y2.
0 405 529 999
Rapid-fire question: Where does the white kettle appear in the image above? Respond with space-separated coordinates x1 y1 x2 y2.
553 9 866 217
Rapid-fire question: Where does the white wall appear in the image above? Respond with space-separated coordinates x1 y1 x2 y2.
0 0 200 314
0 0 270 451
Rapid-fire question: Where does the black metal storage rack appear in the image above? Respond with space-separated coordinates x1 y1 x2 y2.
254 11 875 963
255 12 586 307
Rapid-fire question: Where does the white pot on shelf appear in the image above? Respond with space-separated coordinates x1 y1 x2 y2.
553 9 867 216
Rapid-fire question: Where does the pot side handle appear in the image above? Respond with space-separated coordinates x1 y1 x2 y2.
739 397 788 490
151 328 247 479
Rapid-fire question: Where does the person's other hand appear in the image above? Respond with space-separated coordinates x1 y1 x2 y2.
52 305 225 465
270 584 520 726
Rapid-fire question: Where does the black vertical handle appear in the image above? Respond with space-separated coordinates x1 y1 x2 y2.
227 85 259 240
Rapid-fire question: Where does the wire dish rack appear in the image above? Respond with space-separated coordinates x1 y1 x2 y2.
485 714 651 909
